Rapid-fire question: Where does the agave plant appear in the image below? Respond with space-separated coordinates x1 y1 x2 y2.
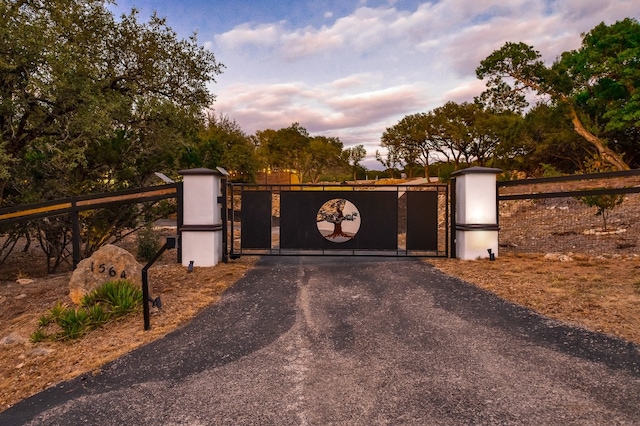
33 280 143 341
56 308 92 340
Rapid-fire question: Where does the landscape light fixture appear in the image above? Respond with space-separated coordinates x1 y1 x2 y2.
488 248 496 261
148 296 162 309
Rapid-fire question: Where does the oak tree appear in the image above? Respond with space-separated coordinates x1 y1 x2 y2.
344 145 366 181
476 18 640 170
0 0 223 269
381 113 433 178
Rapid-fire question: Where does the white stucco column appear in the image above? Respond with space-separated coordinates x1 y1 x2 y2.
452 167 501 260
178 168 224 267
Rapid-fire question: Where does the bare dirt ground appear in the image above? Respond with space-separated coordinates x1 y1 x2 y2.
429 253 640 344
2 206 640 414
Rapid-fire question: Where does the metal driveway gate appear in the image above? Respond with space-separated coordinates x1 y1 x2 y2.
229 183 450 257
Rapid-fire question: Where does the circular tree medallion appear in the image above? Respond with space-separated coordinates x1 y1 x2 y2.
316 198 361 243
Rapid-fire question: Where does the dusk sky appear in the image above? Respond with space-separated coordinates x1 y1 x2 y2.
109 0 640 168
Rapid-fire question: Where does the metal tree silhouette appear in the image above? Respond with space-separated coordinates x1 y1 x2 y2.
317 199 359 240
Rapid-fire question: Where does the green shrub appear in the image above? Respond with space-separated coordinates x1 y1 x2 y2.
110 283 142 316
87 304 111 324
30 329 48 343
49 301 67 320
576 155 624 231
33 280 142 342
540 163 564 177
56 308 92 340
37 314 53 328
433 162 457 183
80 280 116 307
83 279 142 316
136 224 161 262
578 193 624 231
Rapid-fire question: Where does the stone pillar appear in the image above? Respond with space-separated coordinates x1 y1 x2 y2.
179 168 224 267
452 167 501 260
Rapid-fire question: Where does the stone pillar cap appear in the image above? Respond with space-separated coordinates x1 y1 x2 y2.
451 166 502 177
178 168 224 176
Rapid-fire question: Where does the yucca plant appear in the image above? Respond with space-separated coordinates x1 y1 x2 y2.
80 292 102 308
30 329 48 343
49 301 68 320
84 280 141 311
56 308 92 340
87 303 111 325
37 314 53 328
112 284 142 317
81 281 117 307
34 280 143 341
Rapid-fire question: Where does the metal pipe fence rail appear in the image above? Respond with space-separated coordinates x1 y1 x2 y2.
0 183 183 269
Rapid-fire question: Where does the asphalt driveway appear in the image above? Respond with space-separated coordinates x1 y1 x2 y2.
2 256 640 425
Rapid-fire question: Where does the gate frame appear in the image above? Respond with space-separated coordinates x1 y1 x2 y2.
227 182 451 258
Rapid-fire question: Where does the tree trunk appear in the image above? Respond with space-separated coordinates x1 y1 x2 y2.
424 154 430 180
327 222 349 239
569 105 629 171
511 73 631 171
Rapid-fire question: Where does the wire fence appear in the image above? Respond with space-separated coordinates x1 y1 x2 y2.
498 170 640 256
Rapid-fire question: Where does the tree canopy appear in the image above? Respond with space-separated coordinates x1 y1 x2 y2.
379 102 521 176
344 144 366 181
381 113 432 178
254 123 347 183
181 113 256 182
304 136 344 183
476 18 640 170
0 0 223 269
254 123 310 176
1 0 223 202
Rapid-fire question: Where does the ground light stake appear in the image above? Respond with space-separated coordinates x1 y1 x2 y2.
142 236 178 330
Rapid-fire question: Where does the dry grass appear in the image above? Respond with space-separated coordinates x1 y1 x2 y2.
428 253 640 344
0 258 256 412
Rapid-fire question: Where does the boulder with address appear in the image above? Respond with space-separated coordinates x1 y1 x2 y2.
69 244 143 304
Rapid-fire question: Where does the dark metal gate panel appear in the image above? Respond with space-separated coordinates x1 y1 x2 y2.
406 191 438 251
280 191 397 251
230 183 450 257
240 190 271 249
